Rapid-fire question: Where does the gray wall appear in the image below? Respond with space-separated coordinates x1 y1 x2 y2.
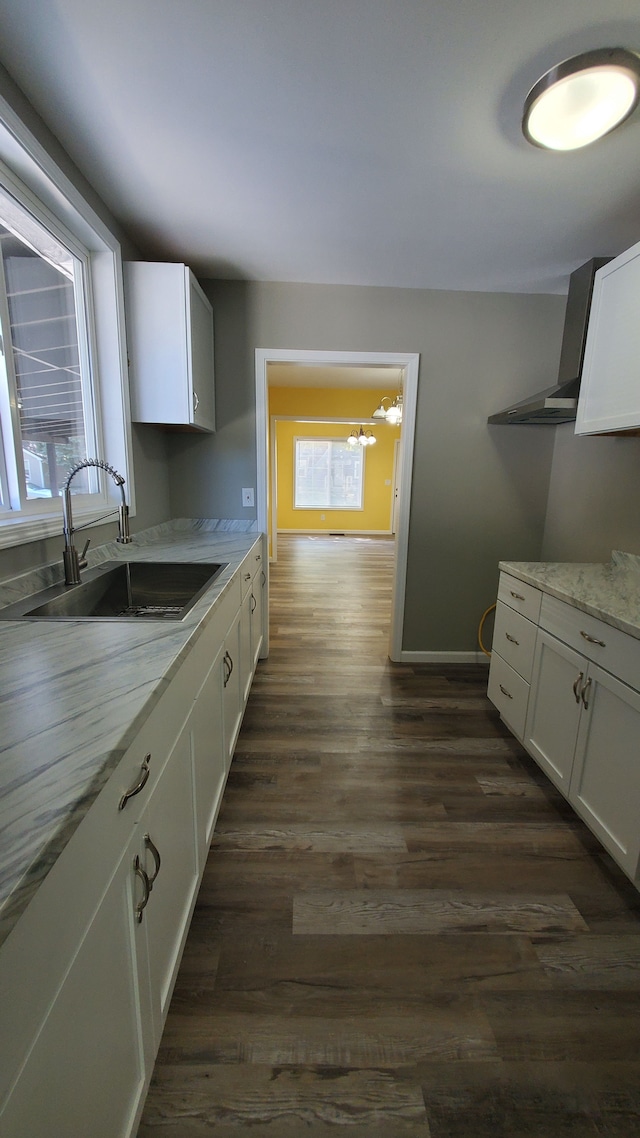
169 280 565 652
542 425 640 562
0 63 173 584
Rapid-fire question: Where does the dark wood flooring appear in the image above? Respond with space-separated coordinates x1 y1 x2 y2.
138 534 640 1137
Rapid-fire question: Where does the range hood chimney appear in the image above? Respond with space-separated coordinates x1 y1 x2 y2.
488 257 610 426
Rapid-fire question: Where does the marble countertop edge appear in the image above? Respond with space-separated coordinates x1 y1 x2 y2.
498 550 640 640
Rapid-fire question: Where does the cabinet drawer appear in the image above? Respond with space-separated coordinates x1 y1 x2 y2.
487 653 530 740
493 601 537 682
540 594 640 692
498 573 542 623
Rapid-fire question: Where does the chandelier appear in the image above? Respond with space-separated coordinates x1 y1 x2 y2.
347 426 376 447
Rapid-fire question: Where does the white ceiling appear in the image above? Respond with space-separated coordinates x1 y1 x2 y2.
0 0 639 294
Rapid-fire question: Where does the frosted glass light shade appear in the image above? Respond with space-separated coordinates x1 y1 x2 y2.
523 48 640 151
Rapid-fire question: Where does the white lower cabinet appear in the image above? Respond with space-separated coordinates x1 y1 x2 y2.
134 723 199 1049
524 628 584 794
222 606 243 770
0 536 267 1137
0 840 146 1138
192 640 226 862
569 664 640 880
490 572 640 887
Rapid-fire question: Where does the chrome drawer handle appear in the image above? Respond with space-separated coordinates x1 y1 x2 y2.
581 677 593 709
144 833 161 888
510 590 525 601
224 650 234 686
133 856 151 924
193 390 200 413
119 754 151 811
572 671 584 704
505 632 519 645
244 572 252 581
251 593 257 613
499 684 513 699
255 553 261 561
581 630 606 648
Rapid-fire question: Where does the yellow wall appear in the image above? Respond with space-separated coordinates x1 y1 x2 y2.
269 386 400 533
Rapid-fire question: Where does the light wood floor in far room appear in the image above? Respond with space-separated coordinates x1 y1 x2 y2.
138 534 640 1137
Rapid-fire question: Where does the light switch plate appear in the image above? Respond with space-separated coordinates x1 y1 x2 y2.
242 487 254 507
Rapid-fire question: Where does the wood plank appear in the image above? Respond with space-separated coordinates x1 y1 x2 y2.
293 889 588 936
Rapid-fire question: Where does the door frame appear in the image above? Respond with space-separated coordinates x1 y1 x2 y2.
255 348 419 661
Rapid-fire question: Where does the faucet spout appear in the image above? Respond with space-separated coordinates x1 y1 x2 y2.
62 458 132 585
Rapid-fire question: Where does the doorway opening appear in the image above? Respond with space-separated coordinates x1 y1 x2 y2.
255 349 419 661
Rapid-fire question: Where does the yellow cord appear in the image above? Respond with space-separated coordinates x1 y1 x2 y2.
478 603 496 658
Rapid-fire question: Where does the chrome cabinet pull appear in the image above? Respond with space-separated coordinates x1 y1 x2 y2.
193 390 200 414
133 855 151 924
505 632 519 645
510 590 525 601
499 684 512 699
572 672 584 704
224 650 234 687
581 677 593 709
144 833 161 888
261 569 266 587
255 553 261 562
244 572 251 581
581 630 606 648
250 593 257 613
119 754 151 811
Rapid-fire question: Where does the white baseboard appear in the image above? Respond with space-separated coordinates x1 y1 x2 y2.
398 650 488 664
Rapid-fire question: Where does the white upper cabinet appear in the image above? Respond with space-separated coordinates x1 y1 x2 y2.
125 262 215 432
575 241 640 435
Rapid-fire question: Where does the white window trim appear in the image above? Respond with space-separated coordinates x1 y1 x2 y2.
0 93 134 550
293 434 366 511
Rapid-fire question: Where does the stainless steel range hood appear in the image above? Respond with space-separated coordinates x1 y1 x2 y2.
488 257 610 426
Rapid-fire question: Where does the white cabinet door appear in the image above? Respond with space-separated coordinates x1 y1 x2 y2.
222 607 243 770
576 240 640 434
125 261 215 432
570 665 640 881
251 568 265 669
0 842 146 1138
240 585 253 705
192 640 226 863
136 723 199 1048
524 629 583 794
187 271 215 431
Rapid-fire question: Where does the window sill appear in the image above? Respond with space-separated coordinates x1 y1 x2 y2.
0 505 123 551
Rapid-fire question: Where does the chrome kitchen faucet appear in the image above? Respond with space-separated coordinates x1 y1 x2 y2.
62 458 132 585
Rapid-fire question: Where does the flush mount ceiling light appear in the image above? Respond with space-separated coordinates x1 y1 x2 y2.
523 47 640 150
347 426 376 447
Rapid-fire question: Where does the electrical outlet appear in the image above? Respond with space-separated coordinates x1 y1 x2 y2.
242 487 254 508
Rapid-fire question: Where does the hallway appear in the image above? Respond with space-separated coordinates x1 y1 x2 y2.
138 535 640 1136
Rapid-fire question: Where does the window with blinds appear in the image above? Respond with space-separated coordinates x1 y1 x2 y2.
294 438 364 509
0 184 95 505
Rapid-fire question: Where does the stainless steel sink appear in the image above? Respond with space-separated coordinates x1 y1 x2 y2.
0 561 228 621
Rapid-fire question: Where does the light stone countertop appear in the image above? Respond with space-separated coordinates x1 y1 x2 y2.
499 550 640 641
0 519 260 949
